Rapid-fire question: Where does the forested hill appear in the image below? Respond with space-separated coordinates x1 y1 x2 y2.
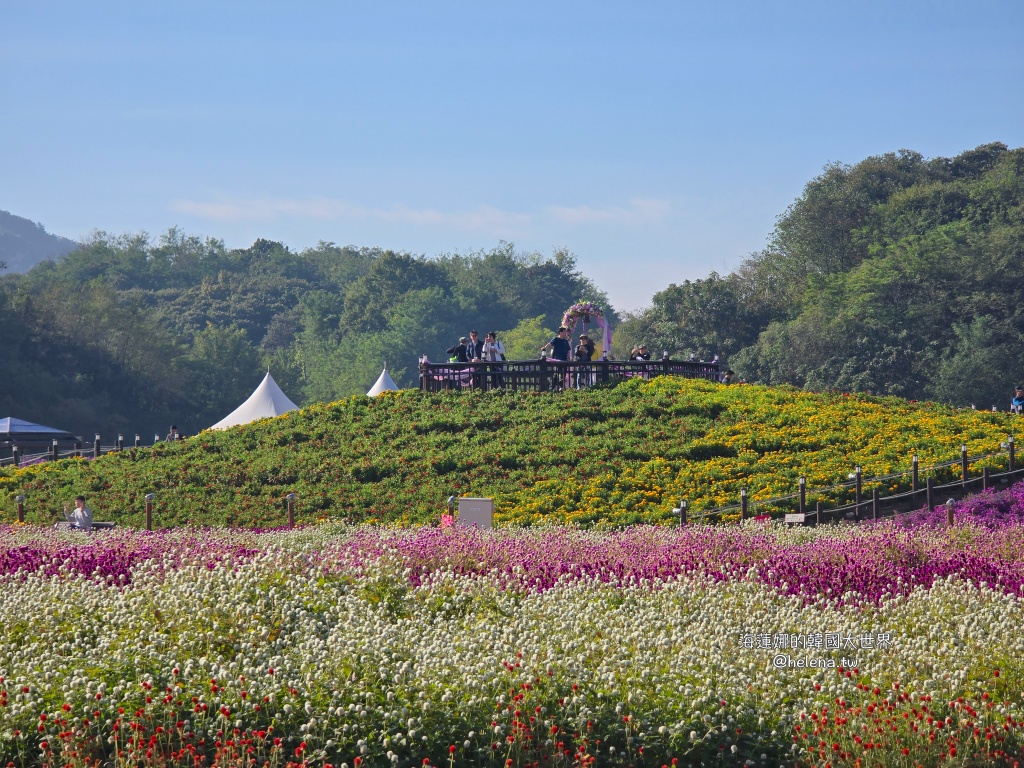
0 210 79 273
0 234 612 438
618 142 1024 409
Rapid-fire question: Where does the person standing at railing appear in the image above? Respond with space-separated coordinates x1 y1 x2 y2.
574 334 595 388
1013 386 1024 414
541 327 571 391
541 327 571 360
165 425 181 441
446 337 470 363
62 496 93 532
482 331 505 389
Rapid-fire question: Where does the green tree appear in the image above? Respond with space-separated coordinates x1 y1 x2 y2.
183 324 263 426
499 316 555 361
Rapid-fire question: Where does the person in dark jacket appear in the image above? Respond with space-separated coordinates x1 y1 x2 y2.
446 337 470 363
466 330 485 361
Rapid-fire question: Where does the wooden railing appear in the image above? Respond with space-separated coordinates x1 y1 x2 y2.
0 434 158 468
678 439 1022 526
418 357 721 393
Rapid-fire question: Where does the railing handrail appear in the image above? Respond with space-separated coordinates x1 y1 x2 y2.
688 444 1019 524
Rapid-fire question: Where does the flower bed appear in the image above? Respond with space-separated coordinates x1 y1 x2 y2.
1 379 1019 529
4 491 1024 766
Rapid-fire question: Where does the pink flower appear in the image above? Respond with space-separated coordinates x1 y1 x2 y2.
440 514 454 528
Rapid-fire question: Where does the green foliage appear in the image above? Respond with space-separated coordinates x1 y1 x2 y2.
1 236 608 436
498 315 555 360
608 142 1022 407
1 377 1016 530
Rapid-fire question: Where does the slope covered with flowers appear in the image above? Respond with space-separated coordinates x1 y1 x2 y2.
4 486 1024 767
1 378 1019 528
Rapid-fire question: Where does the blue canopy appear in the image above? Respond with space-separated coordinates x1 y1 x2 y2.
0 417 76 442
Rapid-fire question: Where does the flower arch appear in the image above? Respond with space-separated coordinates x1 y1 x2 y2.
561 300 612 359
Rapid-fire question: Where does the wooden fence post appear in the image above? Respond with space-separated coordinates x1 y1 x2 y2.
798 476 806 515
854 466 862 521
144 493 155 531
815 501 823 525
740 488 747 522
16 495 25 524
286 493 297 528
926 478 934 511
961 444 969 487
983 466 990 491
872 488 879 520
1009 435 1016 473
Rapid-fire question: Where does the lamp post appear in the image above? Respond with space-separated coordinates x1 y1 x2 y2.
15 495 25 524
673 500 687 526
94 434 101 459
945 498 956 527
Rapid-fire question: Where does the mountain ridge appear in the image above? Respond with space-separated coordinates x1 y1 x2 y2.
0 210 79 272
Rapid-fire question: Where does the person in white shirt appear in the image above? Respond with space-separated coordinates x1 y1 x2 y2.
482 331 505 389
63 496 93 532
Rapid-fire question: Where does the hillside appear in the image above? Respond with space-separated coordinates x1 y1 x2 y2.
0 210 78 272
1 377 1018 528
619 142 1024 408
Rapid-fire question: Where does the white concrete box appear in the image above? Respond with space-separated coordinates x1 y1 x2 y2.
457 497 494 529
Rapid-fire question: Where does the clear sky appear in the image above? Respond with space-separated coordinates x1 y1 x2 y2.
2 1 1022 312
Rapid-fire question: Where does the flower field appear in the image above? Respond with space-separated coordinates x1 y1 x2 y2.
1 379 1020 528
5 485 1024 767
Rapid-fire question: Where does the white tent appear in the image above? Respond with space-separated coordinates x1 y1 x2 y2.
210 372 300 430
367 367 398 396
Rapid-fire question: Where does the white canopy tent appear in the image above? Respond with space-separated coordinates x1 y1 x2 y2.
367 367 398 396
210 372 300 430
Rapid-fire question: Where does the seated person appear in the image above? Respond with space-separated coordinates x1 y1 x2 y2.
1013 386 1024 414
63 496 93 532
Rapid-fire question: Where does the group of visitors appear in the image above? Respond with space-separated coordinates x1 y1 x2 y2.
446 330 505 363
539 327 598 362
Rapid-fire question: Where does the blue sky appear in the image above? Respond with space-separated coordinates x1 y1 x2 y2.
2 1 1022 312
